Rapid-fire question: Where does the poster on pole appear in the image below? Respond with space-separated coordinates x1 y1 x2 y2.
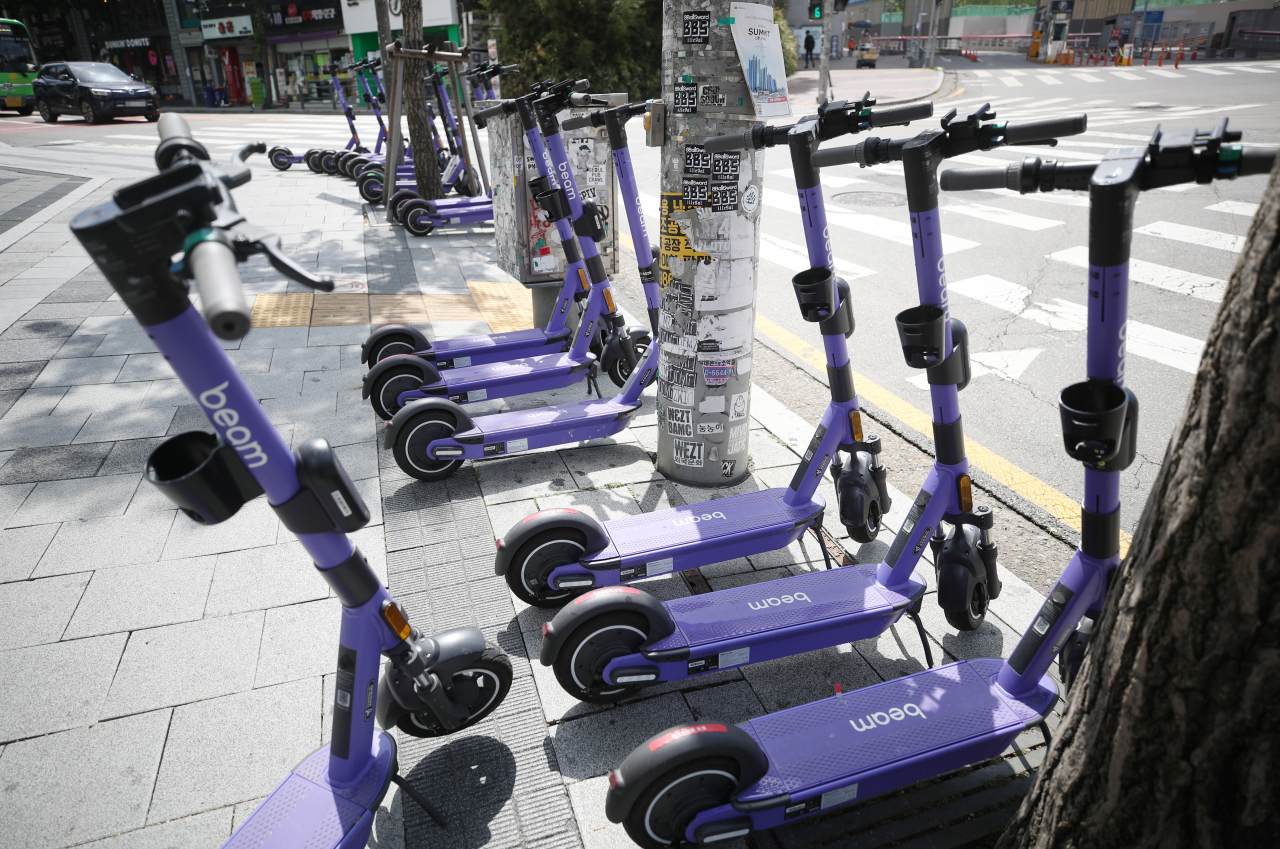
729 3 792 119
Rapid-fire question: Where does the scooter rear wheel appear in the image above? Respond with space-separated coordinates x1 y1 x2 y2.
358 171 385 203
553 611 650 704
400 199 436 237
393 408 464 481
367 329 421 362
369 363 424 421
319 150 340 174
394 648 513 738
623 757 740 849
268 147 293 171
387 189 420 223
505 528 587 608
336 151 359 177
304 149 323 173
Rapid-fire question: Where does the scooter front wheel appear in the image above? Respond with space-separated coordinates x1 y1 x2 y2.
846 493 883 544
367 328 422 362
369 363 424 420
607 337 652 388
319 150 340 174
387 189 420 223
395 648 513 738
358 171 385 203
401 199 436 237
505 529 587 608
938 546 989 631
393 408 464 481
268 146 293 170
623 757 741 849
554 611 651 704
304 149 323 173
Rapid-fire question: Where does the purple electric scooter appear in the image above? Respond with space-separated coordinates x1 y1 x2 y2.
498 97 929 630
602 120 1275 849
362 80 642 418
70 114 514 849
268 63 368 174
381 101 660 482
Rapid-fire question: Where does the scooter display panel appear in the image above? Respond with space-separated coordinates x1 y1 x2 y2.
736 658 1056 805
647 565 917 650
603 489 818 559
225 733 396 848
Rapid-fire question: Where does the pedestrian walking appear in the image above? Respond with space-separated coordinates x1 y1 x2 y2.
804 31 816 69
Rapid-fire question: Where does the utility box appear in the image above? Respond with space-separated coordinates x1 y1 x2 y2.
490 93 626 293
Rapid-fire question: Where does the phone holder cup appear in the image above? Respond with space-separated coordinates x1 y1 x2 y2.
146 430 264 524
895 305 947 368
792 266 838 322
528 175 554 197
1059 380 1129 465
534 186 572 223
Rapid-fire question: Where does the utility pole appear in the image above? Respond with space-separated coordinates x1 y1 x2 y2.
656 0 774 486
817 0 833 104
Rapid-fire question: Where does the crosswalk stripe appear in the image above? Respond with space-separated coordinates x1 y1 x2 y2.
1111 71 1143 81
1185 67 1233 76
1070 73 1105 84
1049 246 1225 302
943 202 1064 232
1005 70 1027 77
1035 75 1063 86
1205 201 1259 217
1147 69 1183 78
769 170 870 189
1000 76 1024 87
762 187 979 253
949 274 1203 373
1135 220 1245 253
972 70 992 78
759 232 875 280
970 186 1090 208
1228 66 1274 74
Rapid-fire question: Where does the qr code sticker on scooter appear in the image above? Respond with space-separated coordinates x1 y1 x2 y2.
673 439 704 467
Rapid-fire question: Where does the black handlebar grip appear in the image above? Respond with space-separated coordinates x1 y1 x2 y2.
1004 113 1088 145
868 101 933 128
705 129 754 153
475 101 511 121
572 79 591 92
1238 145 1278 177
157 113 193 143
939 164 1016 192
501 64 518 74
189 241 251 341
561 114 594 131
811 141 866 169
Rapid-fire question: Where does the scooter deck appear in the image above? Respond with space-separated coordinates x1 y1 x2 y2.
430 326 571 364
643 564 922 654
419 351 596 404
733 658 1056 817
471 396 641 438
223 735 397 849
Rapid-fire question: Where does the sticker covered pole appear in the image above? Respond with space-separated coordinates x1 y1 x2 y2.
657 0 782 486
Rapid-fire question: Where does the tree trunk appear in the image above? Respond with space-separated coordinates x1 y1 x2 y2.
400 0 443 200
997 161 1280 847
374 0 394 70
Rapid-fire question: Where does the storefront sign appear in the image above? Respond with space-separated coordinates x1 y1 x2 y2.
203 16 255 40
104 38 151 49
272 4 339 26
178 29 203 47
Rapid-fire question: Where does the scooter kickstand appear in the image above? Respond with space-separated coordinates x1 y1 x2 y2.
390 772 448 827
906 598 935 668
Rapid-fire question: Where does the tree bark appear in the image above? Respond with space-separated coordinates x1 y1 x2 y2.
997 161 1280 847
400 0 444 200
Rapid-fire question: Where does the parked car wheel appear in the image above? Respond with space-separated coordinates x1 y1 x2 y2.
146 112 160 122
80 99 100 124
37 99 57 123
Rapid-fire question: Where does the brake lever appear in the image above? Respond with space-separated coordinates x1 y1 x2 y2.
219 142 266 190
230 224 335 292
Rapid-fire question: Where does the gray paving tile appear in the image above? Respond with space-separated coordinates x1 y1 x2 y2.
9 473 140 526
682 679 768 726
237 326 310 349
161 497 279 560
291 410 378 448
307 325 371 346
33 355 127 387
74 807 233 849
0 361 43 390
205 539 329 617
98 437 168 477
0 633 126 742
2 385 67 417
64 557 216 639
301 367 366 395
76 315 137 337
0 318 79 340
0 710 171 849
916 592 1021 663
270 345 340 373
244 371 305 399
148 678 321 823
91 331 159 357
333 438 378 482
0 443 112 484
549 691 694 782
102 611 265 718
230 796 265 834
741 641 885 715
0 337 65 363
0 523 58 583
0 571 88 650
0 481 34 527
0 393 16 419
225 348 273 375
535 488 643 525
116 353 174 383
55 381 151 414
52 333 105 358
19 302 102 321
260 392 337 424
475 452 577 504
75 407 177 444
0 408 89 448
254 598 342 687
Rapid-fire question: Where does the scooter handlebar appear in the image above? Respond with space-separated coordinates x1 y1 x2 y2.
157 113 193 143
560 114 595 131
939 163 1014 192
475 101 513 121
189 240 251 341
1238 144 1279 176
867 101 933 128
705 129 755 153
1003 113 1088 145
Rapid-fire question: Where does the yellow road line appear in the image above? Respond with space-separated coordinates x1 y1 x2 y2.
755 313 1130 553
945 87 966 99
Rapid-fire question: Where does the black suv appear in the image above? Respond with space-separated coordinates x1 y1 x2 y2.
34 61 159 123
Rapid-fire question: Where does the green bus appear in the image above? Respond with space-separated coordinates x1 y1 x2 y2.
0 18 38 116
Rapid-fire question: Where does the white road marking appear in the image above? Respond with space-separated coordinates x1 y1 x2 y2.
769 170 870 189
943 202 1064 231
762 187 979 253
1070 74 1105 83
1035 75 1063 86
1001 76 1024 88
972 187 1091 208
1227 66 1274 74
1184 67 1233 76
972 70 993 78
1205 201 1259 217
1049 246 1225 302
1135 220 1245 253
759 232 876 281
1005 70 1027 77
1146 69 1184 78
949 275 1203 373
1110 71 1143 80
906 347 1042 390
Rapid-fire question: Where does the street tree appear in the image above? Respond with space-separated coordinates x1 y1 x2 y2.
997 161 1280 847
400 0 443 200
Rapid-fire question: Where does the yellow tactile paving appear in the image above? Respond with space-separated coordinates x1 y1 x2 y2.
250 293 314 327
467 281 533 334
424 294 485 323
369 295 430 324
311 294 371 326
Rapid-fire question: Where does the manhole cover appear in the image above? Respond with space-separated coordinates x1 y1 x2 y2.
833 191 908 207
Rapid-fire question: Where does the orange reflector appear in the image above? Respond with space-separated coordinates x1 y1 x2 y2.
958 475 973 513
849 411 864 442
604 288 616 313
541 622 550 636
609 769 620 790
578 269 590 290
381 601 412 641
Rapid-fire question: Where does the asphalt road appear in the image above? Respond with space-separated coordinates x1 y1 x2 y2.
3 54 1276 533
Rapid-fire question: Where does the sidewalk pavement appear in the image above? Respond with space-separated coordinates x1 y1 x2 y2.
0 145 1053 849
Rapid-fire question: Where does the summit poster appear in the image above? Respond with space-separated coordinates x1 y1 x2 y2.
729 3 792 119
